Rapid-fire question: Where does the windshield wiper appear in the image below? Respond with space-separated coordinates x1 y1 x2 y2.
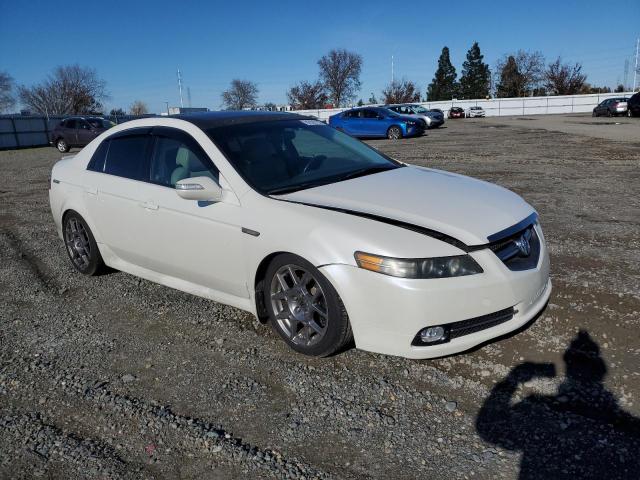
336 164 401 183
267 182 325 195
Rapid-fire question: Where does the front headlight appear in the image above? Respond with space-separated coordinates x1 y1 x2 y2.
406 121 417 126
354 252 483 279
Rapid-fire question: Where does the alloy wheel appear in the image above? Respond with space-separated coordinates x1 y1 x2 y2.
270 264 328 347
65 217 92 270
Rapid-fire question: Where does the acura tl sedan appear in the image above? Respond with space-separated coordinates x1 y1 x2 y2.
49 111 551 359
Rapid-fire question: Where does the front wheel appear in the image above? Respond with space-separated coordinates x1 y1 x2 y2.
63 211 104 275
606 109 612 117
56 138 70 153
264 254 352 357
387 125 403 140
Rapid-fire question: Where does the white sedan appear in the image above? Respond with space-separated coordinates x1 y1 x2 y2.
467 106 486 118
49 112 551 359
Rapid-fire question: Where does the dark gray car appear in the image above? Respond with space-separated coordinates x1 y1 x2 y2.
50 116 115 152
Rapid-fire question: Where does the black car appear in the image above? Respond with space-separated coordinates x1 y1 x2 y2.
592 97 628 117
50 116 115 152
627 92 640 117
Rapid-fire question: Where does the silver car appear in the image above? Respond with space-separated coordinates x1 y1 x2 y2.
386 104 445 128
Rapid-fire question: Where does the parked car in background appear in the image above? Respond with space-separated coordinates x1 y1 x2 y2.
329 107 425 139
592 98 628 117
448 107 465 119
49 111 551 359
50 117 115 152
386 104 445 128
466 106 486 118
625 92 639 117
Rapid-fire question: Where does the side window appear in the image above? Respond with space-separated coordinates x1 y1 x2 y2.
149 133 219 187
362 109 379 119
87 140 110 172
66 119 77 129
79 120 91 130
103 135 150 181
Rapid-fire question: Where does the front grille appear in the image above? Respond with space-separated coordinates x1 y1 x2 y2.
488 225 540 271
448 307 516 339
411 307 516 346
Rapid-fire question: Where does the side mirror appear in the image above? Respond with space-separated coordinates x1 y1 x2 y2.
175 176 223 202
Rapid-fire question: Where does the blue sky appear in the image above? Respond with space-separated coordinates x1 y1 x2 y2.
1 0 638 113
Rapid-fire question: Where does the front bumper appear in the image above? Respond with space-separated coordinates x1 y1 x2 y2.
320 226 551 359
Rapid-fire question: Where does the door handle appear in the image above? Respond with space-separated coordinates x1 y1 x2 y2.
140 201 158 210
85 186 97 195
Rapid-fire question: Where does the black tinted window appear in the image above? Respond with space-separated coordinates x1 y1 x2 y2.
65 119 77 129
87 140 110 172
150 132 218 187
103 135 150 180
362 109 379 119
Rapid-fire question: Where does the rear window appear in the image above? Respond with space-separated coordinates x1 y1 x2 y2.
103 135 150 181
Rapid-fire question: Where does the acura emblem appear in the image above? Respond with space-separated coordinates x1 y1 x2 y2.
514 229 532 257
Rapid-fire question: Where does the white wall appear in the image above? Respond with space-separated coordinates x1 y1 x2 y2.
293 92 636 121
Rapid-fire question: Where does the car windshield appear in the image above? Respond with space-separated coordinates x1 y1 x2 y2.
206 119 402 195
412 106 429 113
88 118 115 129
470 107 481 110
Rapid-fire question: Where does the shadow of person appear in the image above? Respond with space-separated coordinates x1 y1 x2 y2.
476 330 640 479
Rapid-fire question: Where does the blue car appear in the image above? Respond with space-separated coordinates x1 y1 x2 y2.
328 107 425 139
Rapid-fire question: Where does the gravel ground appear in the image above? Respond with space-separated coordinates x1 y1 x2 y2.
1 114 639 479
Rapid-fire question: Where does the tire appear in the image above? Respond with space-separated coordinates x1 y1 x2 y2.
387 125 402 140
606 109 612 117
592 110 597 117
264 253 352 357
56 138 70 153
62 211 104 275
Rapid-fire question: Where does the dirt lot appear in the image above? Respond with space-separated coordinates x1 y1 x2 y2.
1 114 639 479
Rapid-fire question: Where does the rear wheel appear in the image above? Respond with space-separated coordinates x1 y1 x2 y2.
592 110 597 117
56 138 70 153
387 125 402 140
264 254 352 357
606 109 613 117
63 211 104 275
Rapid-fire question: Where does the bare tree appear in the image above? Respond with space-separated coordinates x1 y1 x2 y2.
318 49 362 107
0 72 16 113
381 79 421 104
287 80 328 109
544 58 587 95
129 100 148 116
221 79 258 110
495 50 545 97
18 65 108 115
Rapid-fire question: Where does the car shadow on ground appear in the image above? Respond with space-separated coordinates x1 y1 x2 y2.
476 330 640 479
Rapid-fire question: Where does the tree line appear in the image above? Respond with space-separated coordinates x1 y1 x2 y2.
0 46 630 115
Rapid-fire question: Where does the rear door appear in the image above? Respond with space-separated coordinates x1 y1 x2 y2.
341 110 362 135
64 119 78 145
84 128 153 266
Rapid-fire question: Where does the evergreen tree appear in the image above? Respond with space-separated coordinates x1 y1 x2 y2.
427 47 458 101
459 42 491 99
496 56 523 98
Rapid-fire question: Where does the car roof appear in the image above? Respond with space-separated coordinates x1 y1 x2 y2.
172 110 311 129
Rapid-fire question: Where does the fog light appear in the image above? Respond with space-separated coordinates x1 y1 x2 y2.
420 326 446 343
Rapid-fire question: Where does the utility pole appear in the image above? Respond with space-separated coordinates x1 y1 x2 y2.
177 69 184 108
632 37 639 92
391 55 394 84
187 87 192 108
164 101 169 115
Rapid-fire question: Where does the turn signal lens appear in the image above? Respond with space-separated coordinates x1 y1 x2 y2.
354 252 483 279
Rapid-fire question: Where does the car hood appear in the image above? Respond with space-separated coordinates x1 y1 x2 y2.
276 165 534 246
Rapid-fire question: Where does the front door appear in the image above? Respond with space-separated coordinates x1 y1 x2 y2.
137 128 247 298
